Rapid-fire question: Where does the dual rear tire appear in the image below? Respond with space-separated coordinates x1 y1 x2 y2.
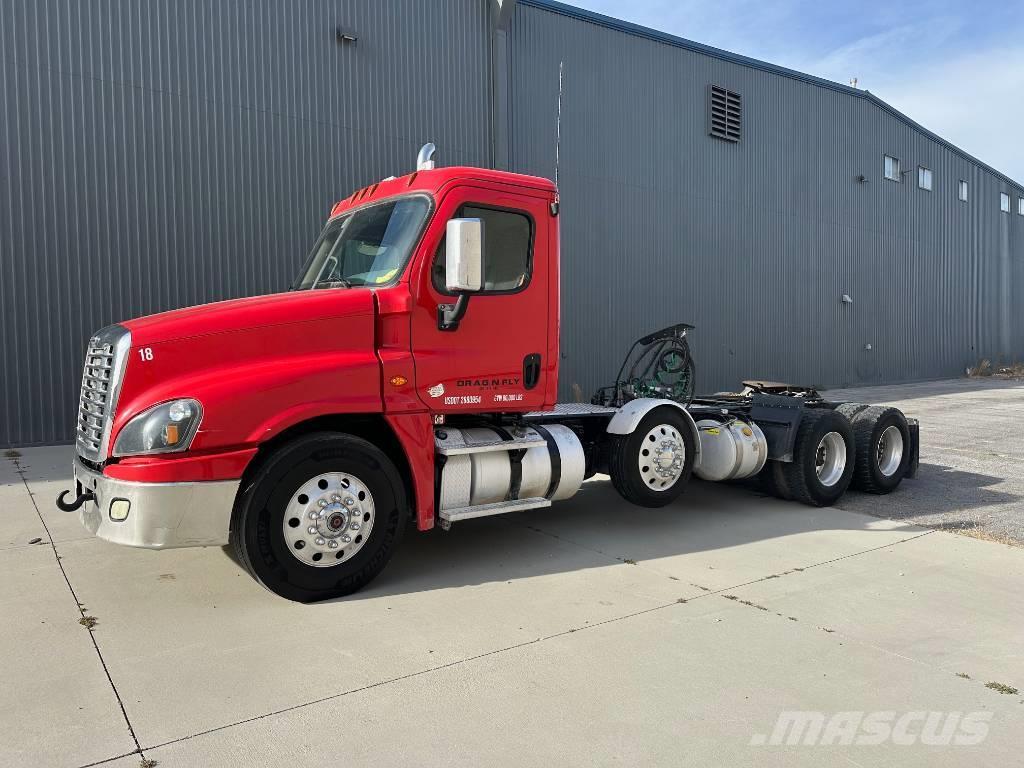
760 404 911 506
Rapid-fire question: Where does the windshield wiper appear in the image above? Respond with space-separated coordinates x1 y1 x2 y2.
315 278 353 289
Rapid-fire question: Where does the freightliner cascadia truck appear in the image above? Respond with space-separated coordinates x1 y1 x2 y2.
57 144 918 602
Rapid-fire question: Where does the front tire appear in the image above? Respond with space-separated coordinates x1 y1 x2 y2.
231 432 407 602
609 407 696 507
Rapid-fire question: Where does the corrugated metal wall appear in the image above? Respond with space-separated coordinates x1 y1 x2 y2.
0 0 493 446
507 2 1024 399
2 0 1022 446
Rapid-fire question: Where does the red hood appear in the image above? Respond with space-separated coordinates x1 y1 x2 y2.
121 289 375 345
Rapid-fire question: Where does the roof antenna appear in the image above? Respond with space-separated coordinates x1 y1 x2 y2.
555 61 564 189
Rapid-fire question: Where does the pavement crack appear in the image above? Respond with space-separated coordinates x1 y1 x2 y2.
14 458 147 760
684 529 937 605
75 749 143 768
143 597 689 753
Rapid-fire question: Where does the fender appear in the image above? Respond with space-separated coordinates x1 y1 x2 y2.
606 398 700 454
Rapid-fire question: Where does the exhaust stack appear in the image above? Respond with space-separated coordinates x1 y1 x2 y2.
417 143 437 171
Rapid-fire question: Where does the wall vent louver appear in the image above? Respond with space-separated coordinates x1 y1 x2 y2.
708 85 741 142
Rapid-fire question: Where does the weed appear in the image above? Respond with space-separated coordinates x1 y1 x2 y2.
78 616 98 630
985 681 1019 695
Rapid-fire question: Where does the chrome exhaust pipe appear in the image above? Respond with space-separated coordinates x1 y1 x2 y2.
417 142 437 171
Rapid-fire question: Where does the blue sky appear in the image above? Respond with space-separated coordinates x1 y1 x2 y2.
565 0 1024 183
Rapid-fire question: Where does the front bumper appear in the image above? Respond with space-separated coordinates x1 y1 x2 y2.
73 457 240 549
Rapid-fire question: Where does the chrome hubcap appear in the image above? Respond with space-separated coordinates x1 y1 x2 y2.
876 425 904 477
814 431 847 487
282 472 375 567
639 424 685 491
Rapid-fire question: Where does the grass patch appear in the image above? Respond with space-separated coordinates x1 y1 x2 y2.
985 681 1019 695
956 672 971 680
78 616 98 630
3 449 20 459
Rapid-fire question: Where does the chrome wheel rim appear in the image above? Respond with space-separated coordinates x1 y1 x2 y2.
814 431 846 487
877 425 904 477
638 423 685 491
282 472 375 567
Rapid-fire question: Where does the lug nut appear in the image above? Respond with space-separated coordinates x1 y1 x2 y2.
328 540 339 549
344 497 355 507
350 522 360 531
308 526 317 534
318 499 328 508
341 535 352 543
315 537 326 546
331 494 341 502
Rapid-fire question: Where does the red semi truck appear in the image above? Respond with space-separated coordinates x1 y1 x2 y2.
57 144 918 602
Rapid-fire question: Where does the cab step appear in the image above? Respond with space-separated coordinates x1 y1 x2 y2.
435 434 546 456
439 496 551 523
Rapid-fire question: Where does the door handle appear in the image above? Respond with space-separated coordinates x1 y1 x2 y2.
523 353 541 390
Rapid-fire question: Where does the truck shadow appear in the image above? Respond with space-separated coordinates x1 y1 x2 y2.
12 444 1019 598
348 463 1021 600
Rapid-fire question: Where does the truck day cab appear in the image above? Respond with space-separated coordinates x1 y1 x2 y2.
57 145 918 602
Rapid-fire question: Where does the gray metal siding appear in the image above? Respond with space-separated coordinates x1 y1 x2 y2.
0 0 493 446
2 0 1022 447
507 2 1024 398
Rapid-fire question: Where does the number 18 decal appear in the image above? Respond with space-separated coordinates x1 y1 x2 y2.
138 347 154 361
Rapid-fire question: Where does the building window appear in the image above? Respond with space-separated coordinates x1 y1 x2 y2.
1000 193 1010 213
958 180 968 202
884 155 901 182
918 167 933 191
1019 197 1024 216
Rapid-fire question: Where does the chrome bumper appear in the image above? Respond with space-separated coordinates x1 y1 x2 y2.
73 457 240 549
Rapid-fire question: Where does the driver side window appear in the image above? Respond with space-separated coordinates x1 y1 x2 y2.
432 205 533 294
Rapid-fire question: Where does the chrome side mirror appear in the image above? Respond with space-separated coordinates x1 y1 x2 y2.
445 218 483 293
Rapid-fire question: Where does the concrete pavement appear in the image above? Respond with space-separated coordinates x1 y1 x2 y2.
830 377 1024 544
1 378 1022 767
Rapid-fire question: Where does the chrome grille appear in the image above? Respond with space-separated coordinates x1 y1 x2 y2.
76 325 130 462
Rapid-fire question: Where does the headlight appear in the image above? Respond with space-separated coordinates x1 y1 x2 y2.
112 399 203 457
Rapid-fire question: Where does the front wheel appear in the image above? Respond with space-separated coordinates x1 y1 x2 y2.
231 432 407 602
609 407 696 507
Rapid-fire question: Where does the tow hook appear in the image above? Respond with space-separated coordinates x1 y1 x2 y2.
56 486 95 512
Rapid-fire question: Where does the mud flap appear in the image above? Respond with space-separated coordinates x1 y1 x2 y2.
905 418 920 479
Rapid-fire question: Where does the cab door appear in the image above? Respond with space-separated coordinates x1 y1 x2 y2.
410 182 551 413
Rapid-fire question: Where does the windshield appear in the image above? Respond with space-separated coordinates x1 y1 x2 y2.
293 196 431 290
